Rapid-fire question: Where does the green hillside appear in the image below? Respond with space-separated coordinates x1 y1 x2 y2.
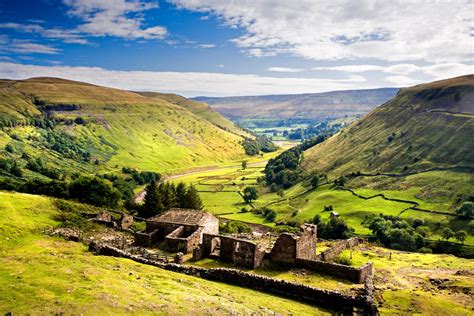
0 77 250 176
0 191 324 315
302 75 474 175
136 91 251 138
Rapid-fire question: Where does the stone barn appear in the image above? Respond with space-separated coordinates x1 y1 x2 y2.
268 223 317 263
199 234 266 269
134 208 219 253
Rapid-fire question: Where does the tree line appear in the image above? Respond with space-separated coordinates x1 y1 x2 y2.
141 181 203 218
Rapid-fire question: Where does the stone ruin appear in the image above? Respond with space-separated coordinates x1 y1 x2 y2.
134 208 219 253
91 211 134 230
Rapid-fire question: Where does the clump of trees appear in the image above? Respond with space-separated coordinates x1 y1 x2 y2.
312 215 354 239
264 135 328 189
141 182 203 218
242 186 258 204
219 221 251 234
253 206 277 222
367 215 426 251
122 167 160 185
456 202 473 219
242 135 277 156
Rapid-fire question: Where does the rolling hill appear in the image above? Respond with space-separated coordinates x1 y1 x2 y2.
301 75 474 176
193 88 398 121
0 77 250 176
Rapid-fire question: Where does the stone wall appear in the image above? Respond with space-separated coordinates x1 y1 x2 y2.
201 233 265 269
89 243 378 315
296 224 317 260
269 224 317 263
134 229 160 246
295 258 373 284
320 237 361 262
164 226 203 254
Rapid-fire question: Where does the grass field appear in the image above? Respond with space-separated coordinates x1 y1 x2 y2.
169 160 473 247
0 191 327 315
341 244 474 315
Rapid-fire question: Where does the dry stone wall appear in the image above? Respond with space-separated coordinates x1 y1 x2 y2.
89 243 378 315
320 237 362 262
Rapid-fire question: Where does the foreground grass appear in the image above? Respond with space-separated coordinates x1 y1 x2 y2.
0 191 327 315
341 244 474 315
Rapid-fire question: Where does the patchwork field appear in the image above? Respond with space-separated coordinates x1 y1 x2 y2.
169 162 473 247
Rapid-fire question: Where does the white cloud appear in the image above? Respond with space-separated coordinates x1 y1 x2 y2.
63 0 167 39
313 63 473 80
268 67 304 73
0 39 60 54
170 0 472 63
0 22 88 44
384 75 423 86
196 43 216 48
0 62 373 97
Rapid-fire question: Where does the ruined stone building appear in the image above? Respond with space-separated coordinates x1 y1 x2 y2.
268 223 317 263
194 224 317 269
197 234 267 269
134 208 219 253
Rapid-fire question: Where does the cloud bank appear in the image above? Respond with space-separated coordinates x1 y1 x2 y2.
0 62 374 97
171 0 473 63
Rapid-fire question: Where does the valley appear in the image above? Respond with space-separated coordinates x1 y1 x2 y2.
0 75 473 315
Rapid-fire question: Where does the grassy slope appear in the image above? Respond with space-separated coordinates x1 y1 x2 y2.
0 78 249 174
302 75 474 175
136 91 251 138
0 191 325 315
288 75 474 242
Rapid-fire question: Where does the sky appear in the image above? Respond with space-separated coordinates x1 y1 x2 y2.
0 0 472 97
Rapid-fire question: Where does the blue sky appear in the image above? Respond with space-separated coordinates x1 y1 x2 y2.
0 0 472 96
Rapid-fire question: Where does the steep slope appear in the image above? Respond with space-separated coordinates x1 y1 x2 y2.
194 88 398 120
0 77 248 175
302 75 474 176
135 91 251 137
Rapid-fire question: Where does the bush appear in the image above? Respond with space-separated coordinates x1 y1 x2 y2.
265 210 277 222
220 221 251 234
418 247 433 253
69 176 121 207
334 253 352 266
456 202 473 218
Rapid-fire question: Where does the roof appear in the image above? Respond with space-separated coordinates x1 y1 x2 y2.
147 208 217 226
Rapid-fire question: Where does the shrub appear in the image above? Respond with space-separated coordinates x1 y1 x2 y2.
334 253 352 266
220 221 252 234
418 247 433 254
265 210 277 222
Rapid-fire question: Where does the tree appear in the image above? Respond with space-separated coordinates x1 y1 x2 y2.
265 210 277 222
456 202 473 218
175 182 187 208
454 230 467 244
69 176 121 208
276 189 284 197
310 172 319 189
242 186 258 204
142 181 163 217
241 160 248 170
159 182 176 210
184 184 203 210
442 227 454 241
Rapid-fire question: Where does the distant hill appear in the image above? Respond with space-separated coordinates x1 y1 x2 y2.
0 77 249 176
301 75 474 176
193 88 399 121
135 91 250 137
